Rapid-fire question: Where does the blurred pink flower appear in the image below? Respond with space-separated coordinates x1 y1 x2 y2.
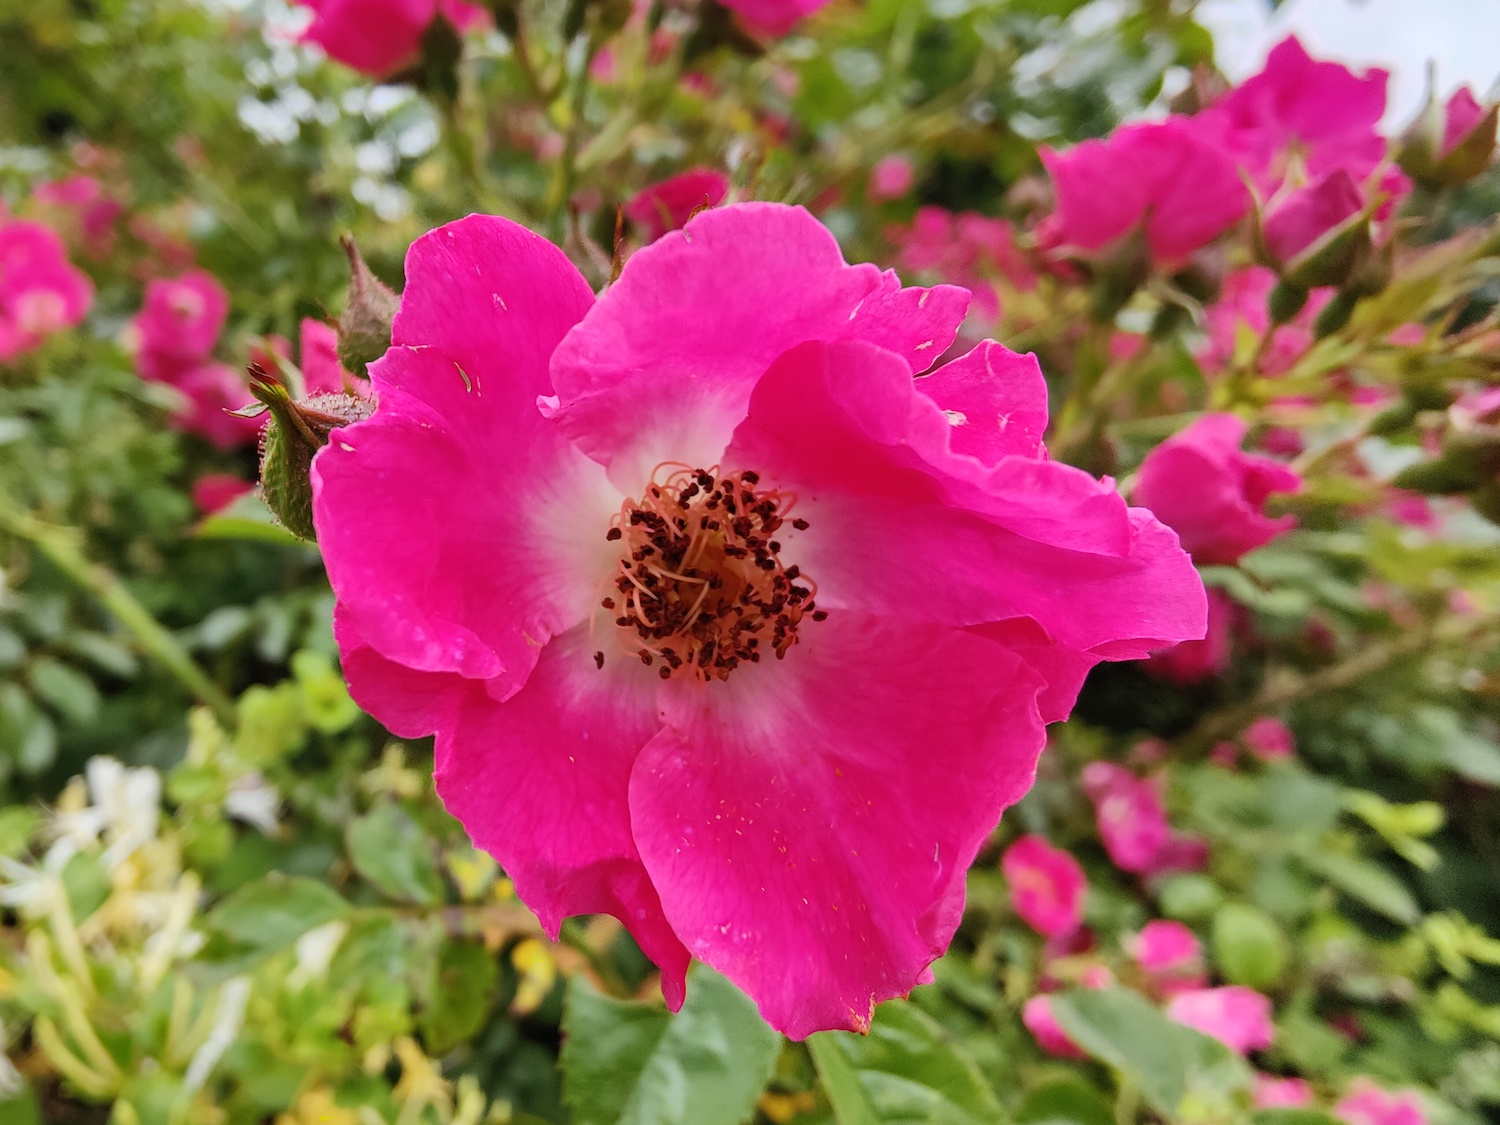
192 473 254 515
1254 1075 1314 1109
33 175 123 259
311 203 1206 1038
1039 118 1247 268
0 220 93 362
299 318 356 396
1243 716 1294 762
718 0 834 35
869 155 915 201
1441 87 1491 158
624 168 731 242
1262 169 1366 268
1133 414 1301 565
889 207 1034 324
1131 919 1202 976
1023 994 1088 1058
1166 986 1275 1054
1146 586 1234 685
1197 36 1390 192
298 0 486 76
132 271 229 383
170 363 260 450
1199 267 1331 378
1081 763 1169 874
1336 1082 1428 1125
1002 835 1087 937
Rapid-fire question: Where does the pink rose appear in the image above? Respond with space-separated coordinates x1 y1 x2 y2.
192 473 255 515
1146 587 1234 685
1262 169 1366 268
1039 118 1247 268
1199 267 1331 378
889 207 1034 324
32 175 124 260
132 271 229 383
1131 919 1202 976
1254 1075 1314 1109
169 363 261 450
1081 763 1170 874
0 219 93 362
1197 36 1389 192
310 204 1206 1037
297 0 486 77
1023 994 1088 1059
1166 986 1275 1054
1002 836 1087 938
869 155 915 201
1243 716 1294 762
1133 414 1301 565
717 0 834 36
299 318 356 396
1336 1081 1428 1125
624 168 731 243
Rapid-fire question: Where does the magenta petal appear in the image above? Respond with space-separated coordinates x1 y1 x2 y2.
312 345 623 695
725 338 1206 658
917 340 1049 462
435 625 691 1008
334 605 470 739
630 612 1047 1038
549 202 967 488
302 0 434 75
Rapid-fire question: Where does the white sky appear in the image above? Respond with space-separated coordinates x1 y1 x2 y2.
1199 0 1500 124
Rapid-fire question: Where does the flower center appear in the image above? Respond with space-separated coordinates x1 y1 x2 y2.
595 463 824 682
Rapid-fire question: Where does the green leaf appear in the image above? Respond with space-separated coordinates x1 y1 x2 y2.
1049 989 1250 1118
561 964 779 1125
1212 903 1288 988
1014 1079 1114 1125
807 999 1002 1125
1299 852 1421 924
1252 1112 1346 1125
195 493 306 546
0 1087 41 1125
419 939 500 1055
197 874 349 979
346 802 444 905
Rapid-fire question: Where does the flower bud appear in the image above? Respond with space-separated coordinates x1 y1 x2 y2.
336 235 399 378
253 367 376 540
1258 170 1371 290
1399 83 1499 189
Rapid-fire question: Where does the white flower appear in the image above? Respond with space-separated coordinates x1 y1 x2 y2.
223 774 281 835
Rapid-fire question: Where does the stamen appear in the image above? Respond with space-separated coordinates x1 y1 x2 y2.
597 464 825 682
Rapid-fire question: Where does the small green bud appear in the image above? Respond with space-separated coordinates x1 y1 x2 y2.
1267 281 1310 326
336 235 399 378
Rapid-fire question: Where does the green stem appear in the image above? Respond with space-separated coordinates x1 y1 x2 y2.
0 505 237 728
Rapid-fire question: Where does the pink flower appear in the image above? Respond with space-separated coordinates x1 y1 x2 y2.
717 0 834 36
1081 763 1169 874
1166 986 1275 1054
297 0 486 76
192 473 254 515
132 271 229 383
869 155 915 201
1441 87 1492 158
32 175 123 259
1132 414 1301 565
1146 586 1234 685
1023 994 1087 1058
1199 267 1329 378
310 204 1206 1038
889 207 1034 324
624 168 732 243
1131 920 1202 975
1002 836 1086 937
1198 36 1389 192
1254 1075 1314 1109
1243 716 1294 762
0 219 93 362
1262 169 1365 268
1039 118 1247 268
299 318 356 395
1336 1082 1428 1125
170 363 260 450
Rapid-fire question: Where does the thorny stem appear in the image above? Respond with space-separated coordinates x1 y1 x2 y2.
0 504 237 728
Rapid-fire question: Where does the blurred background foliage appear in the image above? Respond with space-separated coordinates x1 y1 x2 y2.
0 1 1499 1124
